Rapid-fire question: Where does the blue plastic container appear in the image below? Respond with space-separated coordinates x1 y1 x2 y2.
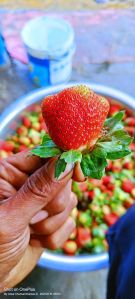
21 16 75 87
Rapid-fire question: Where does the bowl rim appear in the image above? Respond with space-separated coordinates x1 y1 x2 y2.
0 82 134 271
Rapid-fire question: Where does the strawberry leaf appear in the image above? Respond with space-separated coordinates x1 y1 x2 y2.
104 110 125 129
55 158 67 178
97 141 131 160
60 150 82 164
41 133 56 148
81 154 106 179
106 148 131 160
31 146 61 158
111 130 132 145
80 147 107 180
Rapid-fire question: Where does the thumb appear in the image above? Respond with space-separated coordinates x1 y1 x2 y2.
3 159 73 227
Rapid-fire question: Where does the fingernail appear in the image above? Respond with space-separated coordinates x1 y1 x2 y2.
47 159 74 181
30 210 48 224
67 217 76 230
58 163 74 180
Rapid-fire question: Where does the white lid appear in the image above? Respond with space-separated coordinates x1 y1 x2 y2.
21 16 75 59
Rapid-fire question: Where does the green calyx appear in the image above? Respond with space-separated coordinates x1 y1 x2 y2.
31 111 133 179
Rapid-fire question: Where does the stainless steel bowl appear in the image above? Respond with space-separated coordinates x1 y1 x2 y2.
0 82 135 272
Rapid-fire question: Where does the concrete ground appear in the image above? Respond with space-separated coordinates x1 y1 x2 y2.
0 9 135 299
0 0 135 10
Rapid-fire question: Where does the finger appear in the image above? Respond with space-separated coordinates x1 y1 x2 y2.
30 192 77 234
0 159 28 189
2 160 73 230
45 180 72 216
72 162 85 182
0 178 16 200
30 217 75 250
5 150 42 175
29 210 49 225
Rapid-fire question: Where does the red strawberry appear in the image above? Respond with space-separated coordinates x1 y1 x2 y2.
123 161 134 170
122 180 135 193
105 161 113 171
125 117 135 127
124 198 134 209
102 175 112 185
130 143 135 151
109 104 121 116
63 240 77 255
1 141 14 152
104 213 119 226
125 126 135 137
22 116 31 128
42 85 109 151
88 190 94 200
77 227 91 247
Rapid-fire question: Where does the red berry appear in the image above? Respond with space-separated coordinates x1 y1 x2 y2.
125 126 135 136
125 117 135 127
17 126 28 136
39 113 44 123
63 240 77 255
102 176 112 185
2 141 14 152
42 85 109 150
18 145 27 152
104 213 119 226
130 143 135 151
79 182 88 192
100 185 107 192
109 104 121 116
22 117 31 128
105 161 113 171
123 161 134 170
88 190 94 200
40 121 48 131
122 180 135 193
124 198 134 209
77 227 91 247
107 183 115 191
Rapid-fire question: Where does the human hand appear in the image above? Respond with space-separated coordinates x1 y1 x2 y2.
0 151 77 292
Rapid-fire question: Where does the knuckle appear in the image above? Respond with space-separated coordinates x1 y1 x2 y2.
48 235 59 250
42 221 52 235
70 193 78 208
26 172 51 202
55 196 66 213
0 160 7 177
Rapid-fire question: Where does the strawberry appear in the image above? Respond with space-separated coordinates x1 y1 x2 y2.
130 143 135 151
77 227 91 247
1 141 14 152
103 213 119 226
124 198 134 209
109 104 121 116
32 85 132 179
125 126 135 136
125 117 135 127
63 240 77 255
105 161 113 171
102 176 112 185
123 160 134 170
122 180 135 193
22 116 31 128
88 190 94 200
42 85 109 151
